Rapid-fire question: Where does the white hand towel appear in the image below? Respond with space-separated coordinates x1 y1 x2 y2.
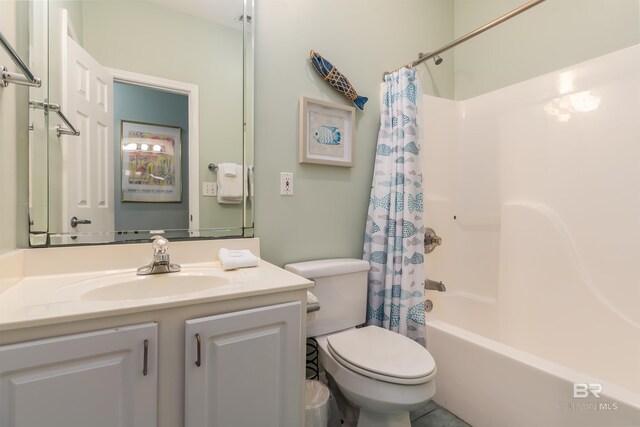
218 248 259 270
217 164 243 204
307 291 320 318
306 291 319 305
247 165 255 197
220 163 237 177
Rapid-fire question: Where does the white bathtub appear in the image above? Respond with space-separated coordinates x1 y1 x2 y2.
426 317 640 427
421 45 640 427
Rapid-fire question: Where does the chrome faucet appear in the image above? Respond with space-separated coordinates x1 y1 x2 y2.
137 235 181 275
424 279 446 292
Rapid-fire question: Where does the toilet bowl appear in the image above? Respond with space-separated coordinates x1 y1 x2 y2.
284 259 437 427
316 326 435 427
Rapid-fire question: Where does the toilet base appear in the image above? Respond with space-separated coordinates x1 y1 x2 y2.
326 372 414 427
357 410 411 427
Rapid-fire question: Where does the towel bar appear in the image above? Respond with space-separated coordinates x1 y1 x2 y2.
0 31 41 88
30 100 80 137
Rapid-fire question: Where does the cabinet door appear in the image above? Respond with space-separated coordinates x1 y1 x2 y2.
0 323 157 427
185 302 302 427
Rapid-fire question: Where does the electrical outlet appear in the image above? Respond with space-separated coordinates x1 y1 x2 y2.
280 172 294 195
202 182 217 197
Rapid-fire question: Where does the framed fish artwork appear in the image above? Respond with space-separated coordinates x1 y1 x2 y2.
299 97 355 167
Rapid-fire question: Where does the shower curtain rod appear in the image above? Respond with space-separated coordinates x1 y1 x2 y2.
383 0 546 79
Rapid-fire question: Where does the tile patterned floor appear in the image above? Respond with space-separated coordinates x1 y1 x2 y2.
410 401 471 427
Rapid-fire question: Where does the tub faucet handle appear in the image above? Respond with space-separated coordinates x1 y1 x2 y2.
424 227 442 254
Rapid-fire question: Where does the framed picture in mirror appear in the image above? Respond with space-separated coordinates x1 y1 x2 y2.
299 97 355 167
121 121 182 203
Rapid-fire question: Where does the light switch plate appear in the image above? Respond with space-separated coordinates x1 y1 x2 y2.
280 172 294 195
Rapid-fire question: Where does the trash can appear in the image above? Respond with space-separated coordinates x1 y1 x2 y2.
305 379 330 427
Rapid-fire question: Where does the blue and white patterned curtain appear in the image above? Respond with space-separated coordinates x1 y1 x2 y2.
363 68 425 345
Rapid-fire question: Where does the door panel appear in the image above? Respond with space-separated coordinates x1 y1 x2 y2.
62 34 114 238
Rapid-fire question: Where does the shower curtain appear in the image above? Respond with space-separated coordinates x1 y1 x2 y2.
363 68 426 345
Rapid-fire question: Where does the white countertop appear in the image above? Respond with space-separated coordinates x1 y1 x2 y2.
0 239 313 332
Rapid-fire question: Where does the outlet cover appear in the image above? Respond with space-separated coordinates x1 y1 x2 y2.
202 181 217 197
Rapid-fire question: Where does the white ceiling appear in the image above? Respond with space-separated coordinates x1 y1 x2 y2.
146 0 245 30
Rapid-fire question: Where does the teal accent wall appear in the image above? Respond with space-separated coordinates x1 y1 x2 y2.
113 82 189 232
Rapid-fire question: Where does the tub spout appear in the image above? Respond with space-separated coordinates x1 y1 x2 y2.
424 279 446 292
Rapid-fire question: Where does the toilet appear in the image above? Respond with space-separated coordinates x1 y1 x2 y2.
285 259 436 427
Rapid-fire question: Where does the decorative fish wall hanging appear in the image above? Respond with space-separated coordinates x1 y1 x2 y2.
309 50 368 110
314 125 341 145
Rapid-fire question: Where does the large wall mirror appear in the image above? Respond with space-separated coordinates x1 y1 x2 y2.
29 0 254 246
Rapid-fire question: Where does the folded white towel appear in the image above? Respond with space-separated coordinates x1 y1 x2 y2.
307 291 320 318
218 248 259 270
306 291 319 305
217 164 243 204
247 165 255 198
220 163 237 177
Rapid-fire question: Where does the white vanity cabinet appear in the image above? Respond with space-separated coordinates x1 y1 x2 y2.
0 323 157 427
185 301 302 427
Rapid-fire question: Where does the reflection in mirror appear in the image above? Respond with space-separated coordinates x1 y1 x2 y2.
29 0 254 246
27 0 50 246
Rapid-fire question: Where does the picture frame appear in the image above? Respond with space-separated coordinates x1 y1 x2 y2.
120 120 182 203
299 96 356 167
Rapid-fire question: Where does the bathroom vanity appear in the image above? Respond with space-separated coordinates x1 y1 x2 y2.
0 239 312 427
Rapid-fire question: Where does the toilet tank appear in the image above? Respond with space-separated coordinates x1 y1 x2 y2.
284 259 370 337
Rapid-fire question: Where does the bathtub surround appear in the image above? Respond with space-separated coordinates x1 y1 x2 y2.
364 69 426 344
423 45 640 425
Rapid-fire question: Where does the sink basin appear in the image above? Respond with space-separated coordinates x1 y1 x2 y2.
54 269 237 302
82 274 231 301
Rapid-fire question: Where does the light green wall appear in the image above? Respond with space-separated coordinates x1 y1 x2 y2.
51 0 83 43
254 0 455 267
0 0 29 253
71 0 245 230
453 0 640 100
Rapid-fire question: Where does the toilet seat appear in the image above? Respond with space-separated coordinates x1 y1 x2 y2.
326 326 436 385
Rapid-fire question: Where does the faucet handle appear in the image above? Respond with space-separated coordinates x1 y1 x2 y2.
151 235 169 254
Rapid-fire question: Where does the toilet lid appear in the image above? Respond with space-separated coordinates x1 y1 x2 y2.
327 326 436 385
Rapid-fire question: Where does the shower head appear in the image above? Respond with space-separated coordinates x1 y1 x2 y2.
433 55 443 65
